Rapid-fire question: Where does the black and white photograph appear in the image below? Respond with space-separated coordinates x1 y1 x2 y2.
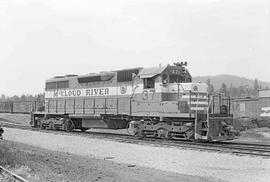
0 0 269 181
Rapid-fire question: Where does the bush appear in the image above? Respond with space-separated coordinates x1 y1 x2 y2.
257 118 270 128
234 117 257 131
234 117 270 131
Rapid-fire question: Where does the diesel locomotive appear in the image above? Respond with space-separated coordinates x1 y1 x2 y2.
31 62 236 141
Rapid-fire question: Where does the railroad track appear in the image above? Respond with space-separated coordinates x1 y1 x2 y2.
1 121 270 158
172 140 270 157
0 166 28 182
80 132 270 158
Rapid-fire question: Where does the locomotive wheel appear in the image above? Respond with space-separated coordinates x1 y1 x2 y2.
65 119 75 132
127 121 138 135
40 123 46 129
156 128 169 139
185 129 195 140
49 121 54 130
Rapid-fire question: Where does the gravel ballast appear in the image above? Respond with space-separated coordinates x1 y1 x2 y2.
3 127 270 182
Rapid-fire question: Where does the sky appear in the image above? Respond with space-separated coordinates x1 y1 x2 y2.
0 0 269 96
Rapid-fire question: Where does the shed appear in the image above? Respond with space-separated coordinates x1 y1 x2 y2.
231 98 260 118
258 89 270 113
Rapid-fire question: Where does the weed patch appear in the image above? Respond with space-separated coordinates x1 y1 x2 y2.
0 141 20 167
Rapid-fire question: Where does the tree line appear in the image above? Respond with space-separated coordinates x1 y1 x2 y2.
207 78 269 98
0 93 45 102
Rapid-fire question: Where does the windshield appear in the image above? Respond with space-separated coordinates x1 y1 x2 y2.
162 66 192 84
169 75 186 83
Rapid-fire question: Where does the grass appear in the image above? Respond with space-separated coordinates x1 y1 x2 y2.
0 141 19 167
0 141 33 181
234 117 270 131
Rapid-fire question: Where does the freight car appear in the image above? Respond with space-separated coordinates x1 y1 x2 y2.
31 62 237 141
0 101 44 114
0 101 12 113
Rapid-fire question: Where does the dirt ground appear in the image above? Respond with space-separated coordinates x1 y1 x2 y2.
3 127 270 182
233 127 270 144
1 113 270 182
0 140 213 182
0 113 30 125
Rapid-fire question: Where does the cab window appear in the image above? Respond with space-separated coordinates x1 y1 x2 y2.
169 74 187 83
144 77 155 89
162 74 168 84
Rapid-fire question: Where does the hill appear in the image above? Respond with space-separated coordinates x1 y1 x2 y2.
193 74 270 91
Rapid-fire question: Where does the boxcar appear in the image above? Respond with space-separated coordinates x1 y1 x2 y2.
0 102 12 113
13 101 37 113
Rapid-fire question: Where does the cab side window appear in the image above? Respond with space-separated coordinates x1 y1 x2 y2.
144 77 155 89
162 74 168 84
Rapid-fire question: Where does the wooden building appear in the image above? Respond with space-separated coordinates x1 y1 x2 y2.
231 98 260 118
259 89 270 109
231 89 270 119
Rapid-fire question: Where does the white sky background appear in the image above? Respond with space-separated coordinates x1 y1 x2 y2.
0 0 269 96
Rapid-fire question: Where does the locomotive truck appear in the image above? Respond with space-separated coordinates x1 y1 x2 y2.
31 62 236 141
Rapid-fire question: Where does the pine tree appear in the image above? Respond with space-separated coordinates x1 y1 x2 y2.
36 93 45 101
206 78 214 94
0 94 5 101
21 94 27 101
229 84 233 97
220 83 227 96
209 84 214 94
253 78 259 96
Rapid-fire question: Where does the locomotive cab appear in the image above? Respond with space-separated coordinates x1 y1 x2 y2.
130 63 236 141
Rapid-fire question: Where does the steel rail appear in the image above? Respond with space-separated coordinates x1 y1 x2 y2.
0 166 28 182
80 132 270 157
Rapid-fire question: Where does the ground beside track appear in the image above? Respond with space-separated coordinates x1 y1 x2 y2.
2 127 270 182
0 113 30 125
1 140 212 182
232 127 270 144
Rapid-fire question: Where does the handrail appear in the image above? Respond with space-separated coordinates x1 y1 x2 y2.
176 83 189 93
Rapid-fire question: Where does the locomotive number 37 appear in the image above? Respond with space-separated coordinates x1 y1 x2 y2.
142 90 156 100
